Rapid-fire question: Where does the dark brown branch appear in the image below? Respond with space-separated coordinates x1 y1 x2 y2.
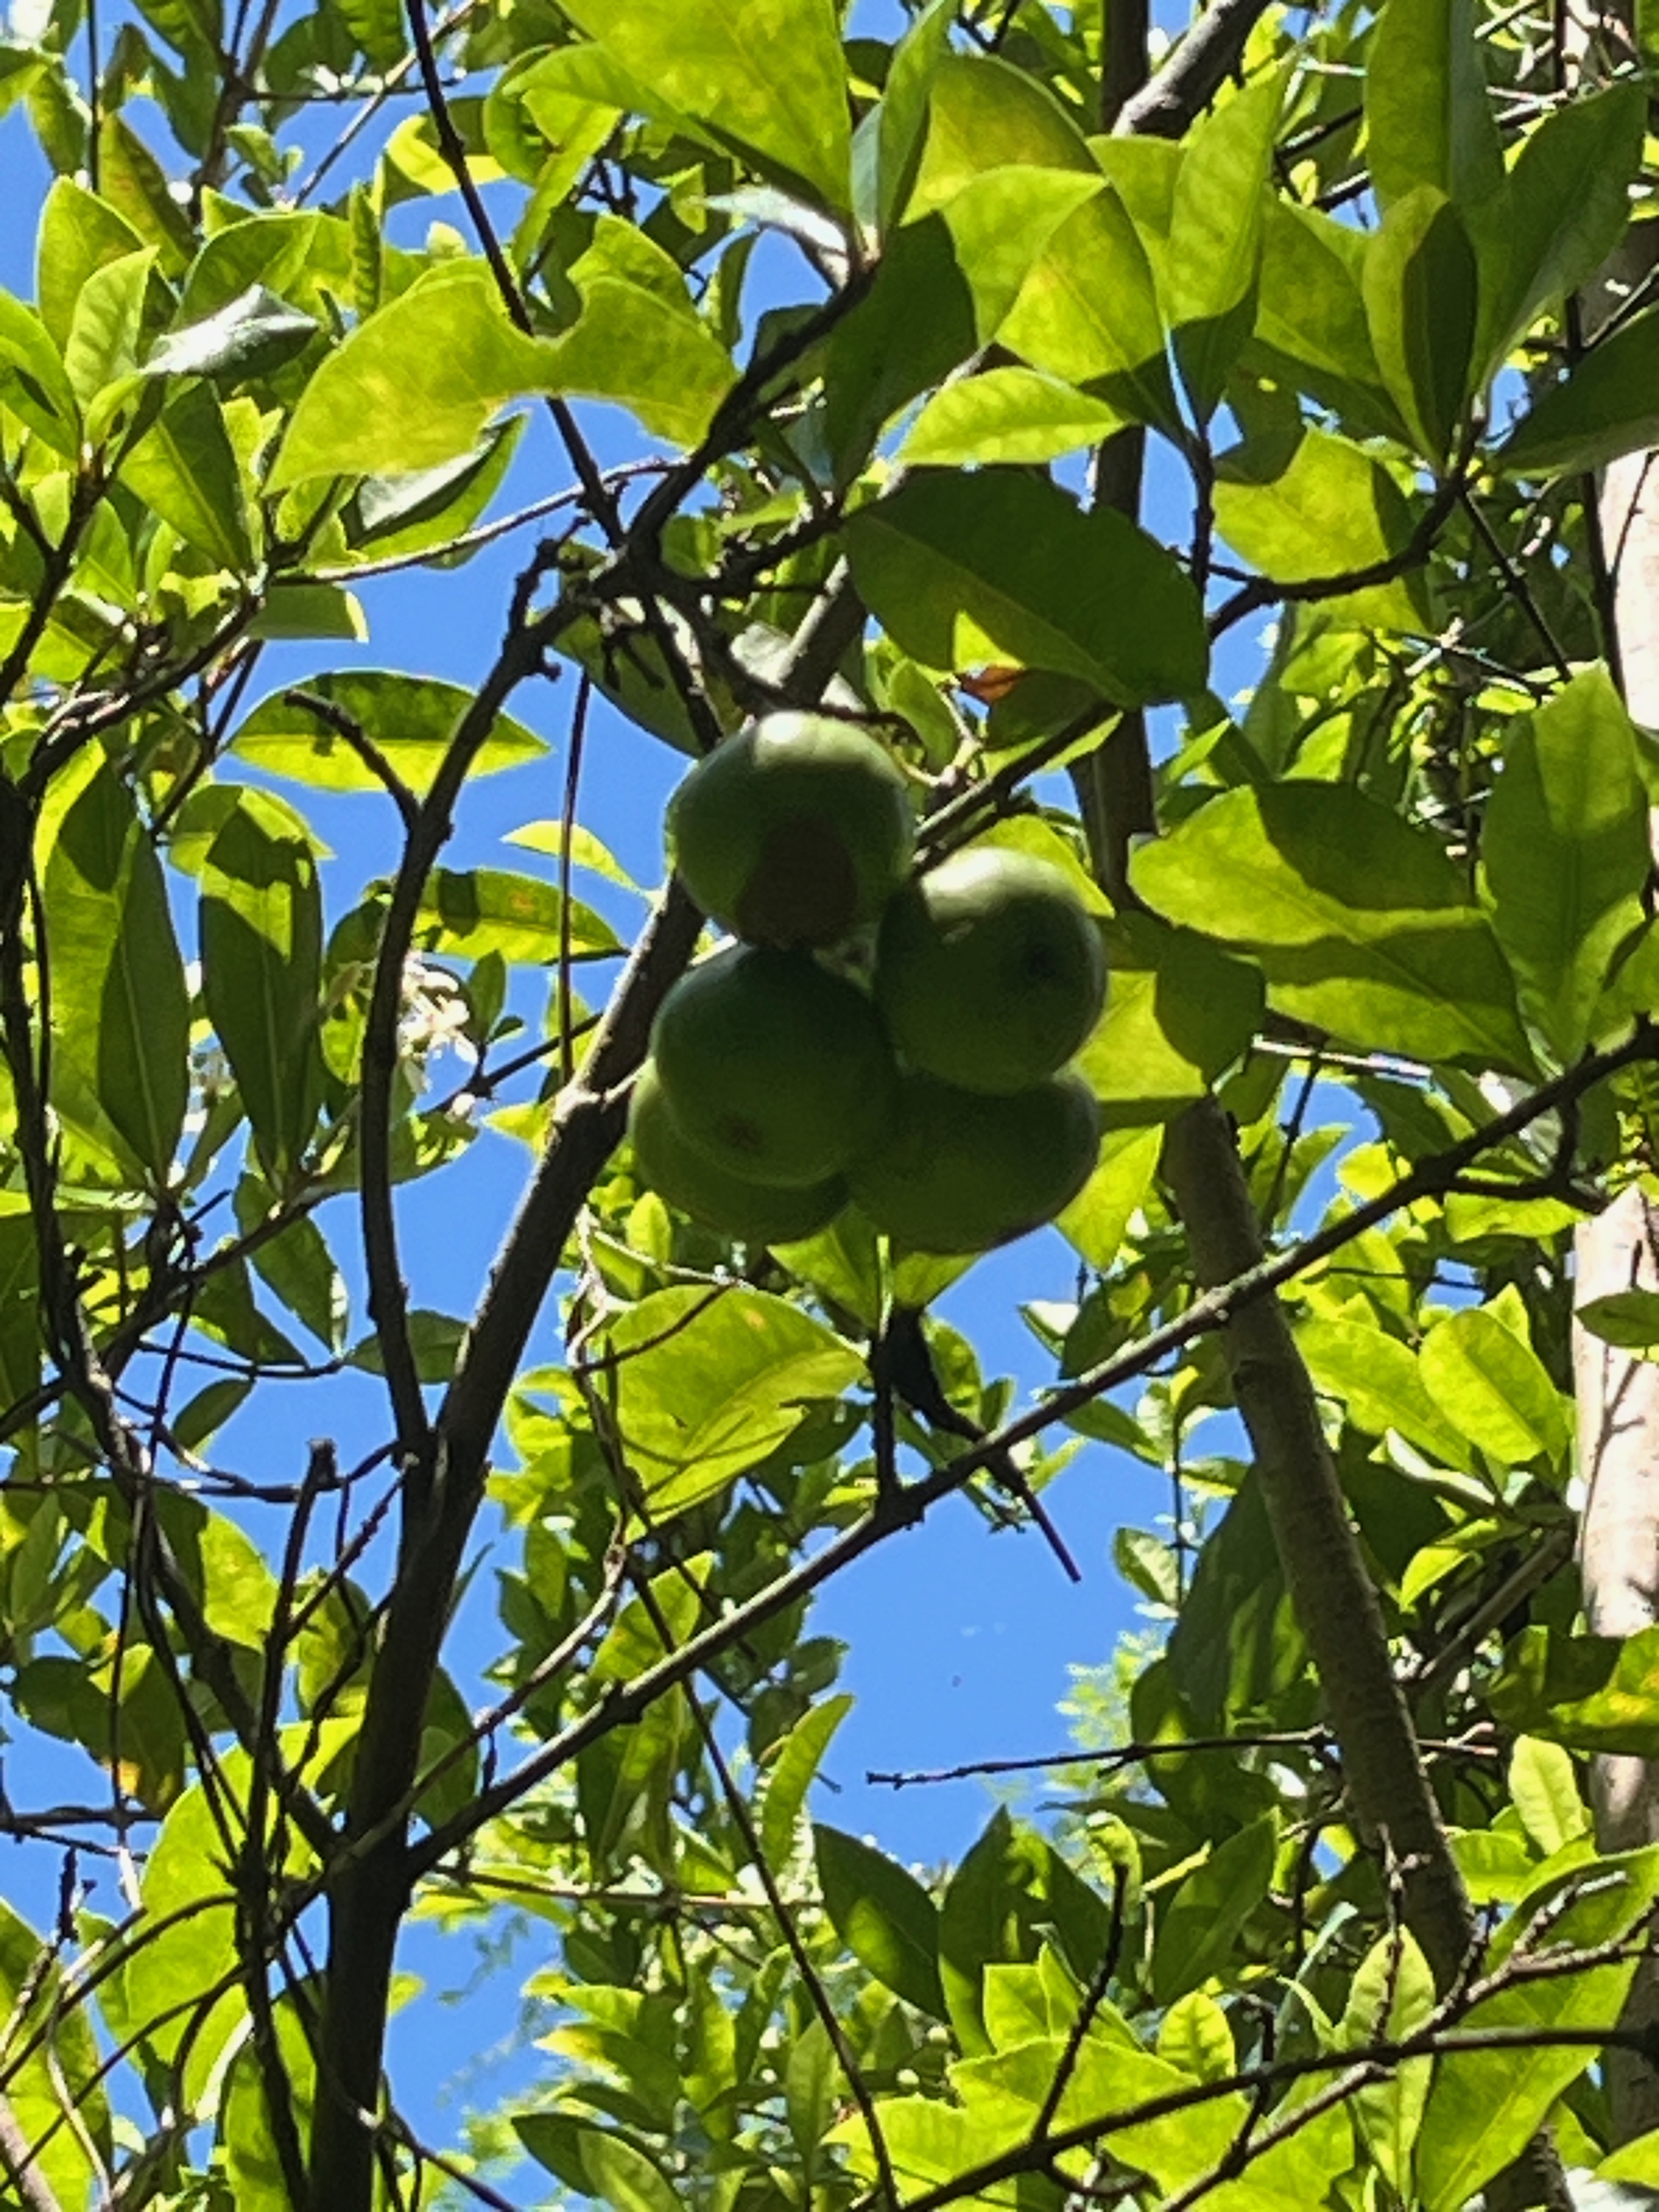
1113 0 1276 137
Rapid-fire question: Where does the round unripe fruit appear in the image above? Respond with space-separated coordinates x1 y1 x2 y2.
875 848 1106 1095
652 944 898 1188
669 713 914 948
850 1069 1101 1254
629 1063 847 1244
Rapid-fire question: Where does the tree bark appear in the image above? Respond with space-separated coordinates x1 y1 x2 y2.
1574 343 1659 2144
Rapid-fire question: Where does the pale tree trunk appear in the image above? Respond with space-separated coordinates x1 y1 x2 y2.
1575 416 1659 2145
1565 0 1659 2130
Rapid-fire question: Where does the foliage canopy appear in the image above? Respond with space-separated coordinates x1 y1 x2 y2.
2 0 1659 2205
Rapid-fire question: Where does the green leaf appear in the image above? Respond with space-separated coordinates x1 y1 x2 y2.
558 0 852 213
1130 783 1532 1071
120 376 252 569
247 582 368 642
908 54 1094 217
874 0 953 232
144 281 318 381
935 165 1114 343
898 365 1124 467
234 1182 347 1351
1058 1122 1164 1269
222 1984 317 2212
1151 1813 1277 2004
1214 426 1422 628
269 261 558 487
1074 911 1263 1121
602 1286 863 1518
1364 0 1505 223
1363 186 1478 462
63 246 155 406
97 111 195 274
1497 304 1659 478
343 415 524 561
40 755 189 1183
815 1825 946 2017
1479 667 1650 1062
0 288 78 453
505 820 645 896
823 211 979 479
410 867 623 965
540 216 737 447
1576 1289 1659 1351
179 206 354 325
1418 1304 1571 1471
760 1693 853 1870
1493 1625 1659 1757
995 175 1173 428
1164 74 1281 419
158 1491 281 1652
939 1809 1109 2053
1508 1735 1590 1857
1158 1989 1234 2081
1418 1846 1659 2209
1296 1316 1471 1470
347 1310 466 1383
579 2128 682 2212
0 1899 112 2211
36 176 145 351
1479 83 1645 374
1340 1931 1434 2194
784 2015 838 2159
1252 200 1396 432
0 1214 40 1417
234 670 546 796
847 470 1207 707
200 786 326 1182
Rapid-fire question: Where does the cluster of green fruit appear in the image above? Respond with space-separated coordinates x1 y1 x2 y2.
629 713 1107 1255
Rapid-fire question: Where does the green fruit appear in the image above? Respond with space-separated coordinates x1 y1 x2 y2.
669 712 913 947
652 944 898 1187
850 1069 1101 1254
629 1063 847 1244
875 847 1106 1094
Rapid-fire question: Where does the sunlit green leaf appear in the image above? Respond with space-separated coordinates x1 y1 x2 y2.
1364 0 1505 223
1418 1303 1571 1471
270 261 558 486
899 365 1124 467
558 0 853 212
0 286 78 451
1151 1813 1276 2004
1363 186 1478 463
234 670 547 795
200 786 326 1182
816 1825 946 2017
540 216 737 447
40 754 189 1183
1164 73 1281 419
603 1286 863 1517
1480 666 1649 1062
848 470 1207 707
1341 1930 1434 2195
1214 426 1423 628
1498 305 1659 478
1131 783 1532 1070
1074 911 1263 1121
409 867 623 965
1418 1847 1659 2209
760 1693 853 1871
120 375 253 568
